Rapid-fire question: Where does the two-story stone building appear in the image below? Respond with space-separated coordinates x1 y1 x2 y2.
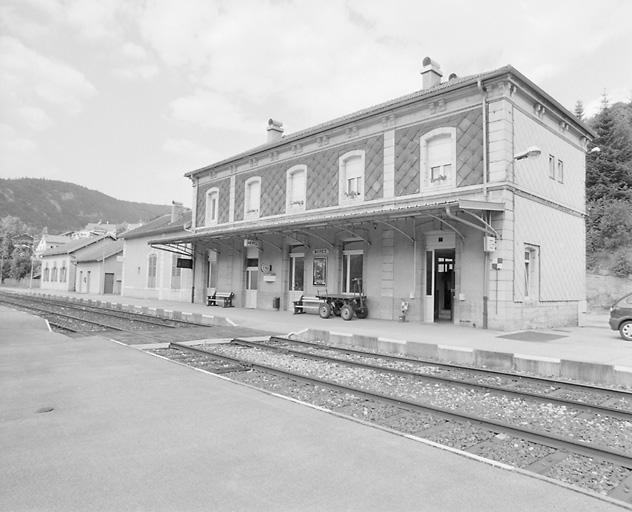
152 58 594 330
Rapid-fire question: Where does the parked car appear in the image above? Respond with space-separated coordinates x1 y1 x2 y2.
609 292 632 341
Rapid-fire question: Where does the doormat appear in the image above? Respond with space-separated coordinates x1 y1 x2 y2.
497 331 568 342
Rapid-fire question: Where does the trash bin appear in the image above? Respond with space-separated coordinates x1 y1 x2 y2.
272 297 280 311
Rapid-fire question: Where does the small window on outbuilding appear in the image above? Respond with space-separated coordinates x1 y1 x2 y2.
147 254 157 288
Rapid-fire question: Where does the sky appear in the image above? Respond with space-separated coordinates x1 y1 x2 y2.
1 0 631 207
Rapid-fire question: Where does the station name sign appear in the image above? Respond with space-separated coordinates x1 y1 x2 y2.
313 248 329 255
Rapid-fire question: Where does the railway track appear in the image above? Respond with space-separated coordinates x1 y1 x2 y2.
240 336 632 415
153 340 632 503
3 292 208 328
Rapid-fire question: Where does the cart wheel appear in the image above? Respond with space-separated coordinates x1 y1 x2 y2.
356 307 368 319
319 303 332 319
340 304 354 321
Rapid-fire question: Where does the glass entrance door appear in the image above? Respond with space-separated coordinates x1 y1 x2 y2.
245 258 258 308
434 250 455 321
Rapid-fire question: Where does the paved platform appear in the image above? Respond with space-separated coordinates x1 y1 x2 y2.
4 287 632 370
0 309 624 511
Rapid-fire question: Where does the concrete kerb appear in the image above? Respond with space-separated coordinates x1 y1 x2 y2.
298 329 632 388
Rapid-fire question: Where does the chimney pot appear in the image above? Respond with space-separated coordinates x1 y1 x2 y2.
267 118 284 143
171 201 183 223
420 56 443 90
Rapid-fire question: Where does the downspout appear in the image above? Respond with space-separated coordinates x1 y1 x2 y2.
478 78 490 329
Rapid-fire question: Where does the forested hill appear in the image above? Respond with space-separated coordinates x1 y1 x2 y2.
0 178 170 233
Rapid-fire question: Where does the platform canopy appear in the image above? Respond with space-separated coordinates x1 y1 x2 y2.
148 198 504 255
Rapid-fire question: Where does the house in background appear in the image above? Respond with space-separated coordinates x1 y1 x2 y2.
74 238 123 294
151 58 594 330
34 233 72 258
119 203 193 302
39 234 115 292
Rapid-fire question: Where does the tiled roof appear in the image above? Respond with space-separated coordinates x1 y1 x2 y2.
185 64 595 178
40 234 114 256
41 234 72 244
119 211 192 240
75 239 123 262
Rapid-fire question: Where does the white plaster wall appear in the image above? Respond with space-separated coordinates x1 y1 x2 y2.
513 195 585 302
514 109 585 212
122 237 192 302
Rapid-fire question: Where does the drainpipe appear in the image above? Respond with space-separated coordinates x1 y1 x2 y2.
478 78 490 329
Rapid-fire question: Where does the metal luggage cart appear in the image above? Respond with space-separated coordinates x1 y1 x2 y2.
317 279 368 321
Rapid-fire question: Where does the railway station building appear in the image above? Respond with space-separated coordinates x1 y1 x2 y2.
152 59 594 330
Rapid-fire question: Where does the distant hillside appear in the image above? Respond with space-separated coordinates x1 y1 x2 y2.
0 178 171 233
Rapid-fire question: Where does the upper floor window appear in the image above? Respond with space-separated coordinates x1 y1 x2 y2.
205 188 219 226
557 159 564 183
147 253 157 288
244 177 261 219
286 165 306 212
548 155 556 179
339 150 365 204
421 127 456 191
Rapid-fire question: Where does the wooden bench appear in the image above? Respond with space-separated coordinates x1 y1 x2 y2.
293 295 323 314
207 291 234 307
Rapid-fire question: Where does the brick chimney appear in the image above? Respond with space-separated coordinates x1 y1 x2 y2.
171 201 183 223
420 57 442 89
267 118 283 143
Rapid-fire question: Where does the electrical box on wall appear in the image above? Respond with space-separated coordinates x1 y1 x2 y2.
484 236 497 252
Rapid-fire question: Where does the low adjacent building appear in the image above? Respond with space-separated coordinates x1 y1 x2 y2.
39 235 115 292
74 238 123 294
119 204 193 302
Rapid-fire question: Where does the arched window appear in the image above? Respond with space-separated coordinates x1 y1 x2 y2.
244 177 261 219
43 266 50 282
147 254 157 288
60 265 67 283
339 150 365 204
420 127 456 191
286 165 306 212
51 265 58 282
205 188 219 226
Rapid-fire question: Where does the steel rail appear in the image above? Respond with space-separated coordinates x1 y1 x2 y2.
232 338 632 420
1 294 178 329
0 297 126 331
268 336 632 399
170 342 632 469
0 291 212 328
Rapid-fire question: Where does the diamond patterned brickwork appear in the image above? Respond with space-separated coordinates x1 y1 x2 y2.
196 178 231 226
233 165 286 221
394 109 483 196
233 135 384 219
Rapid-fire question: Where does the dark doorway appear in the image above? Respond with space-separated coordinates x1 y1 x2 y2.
104 273 114 294
434 249 455 321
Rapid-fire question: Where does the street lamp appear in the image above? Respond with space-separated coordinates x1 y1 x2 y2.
514 146 542 160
